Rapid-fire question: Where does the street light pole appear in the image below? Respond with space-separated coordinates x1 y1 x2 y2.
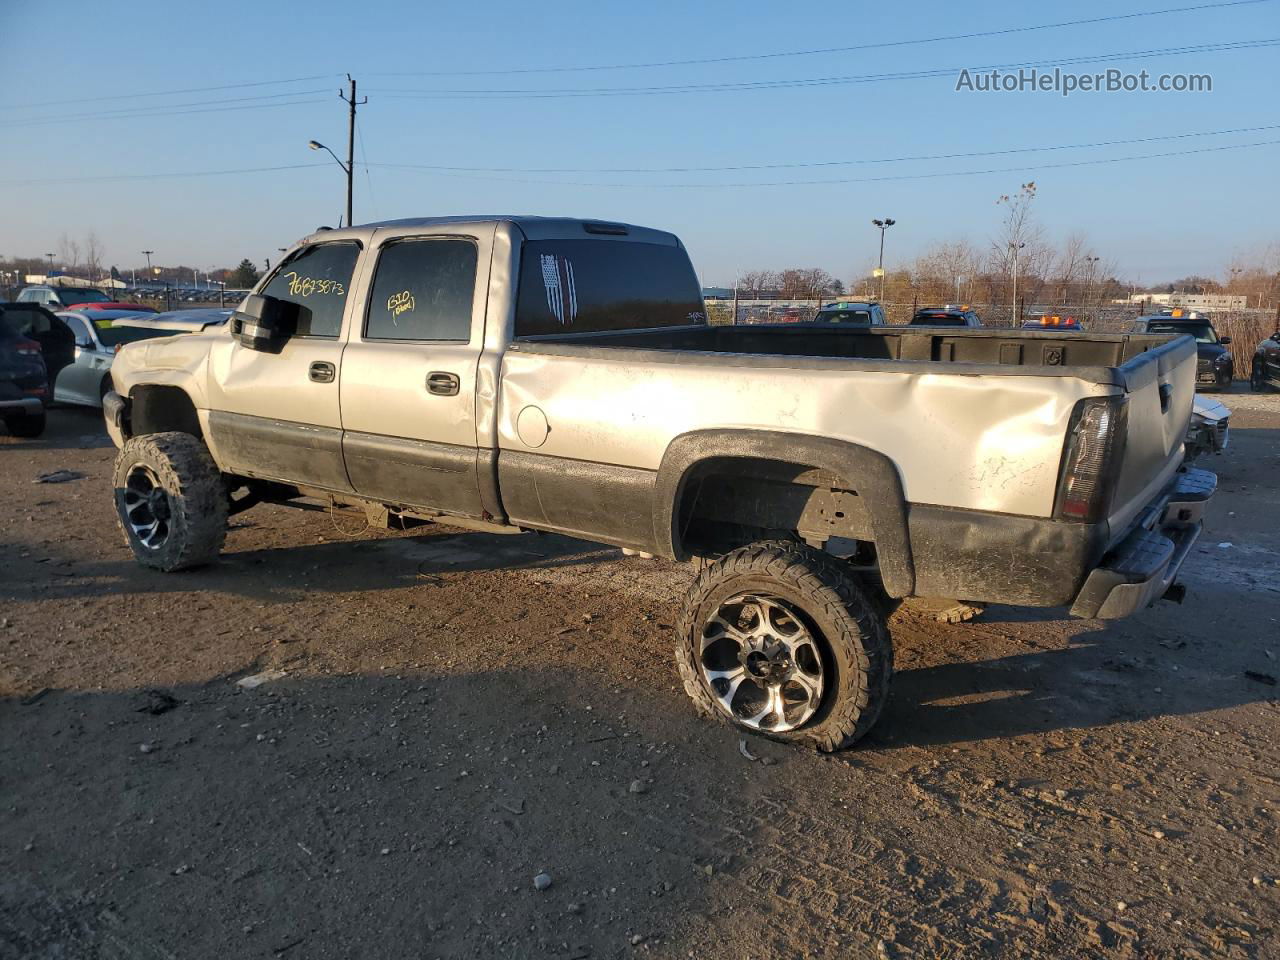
1084 255 1101 319
1010 241 1026 325
45 252 55 278
871 218 895 304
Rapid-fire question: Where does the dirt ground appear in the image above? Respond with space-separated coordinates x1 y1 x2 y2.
2 391 1278 960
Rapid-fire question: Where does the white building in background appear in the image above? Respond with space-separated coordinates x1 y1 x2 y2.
1121 291 1248 309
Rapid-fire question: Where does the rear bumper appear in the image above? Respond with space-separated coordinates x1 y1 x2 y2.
1069 467 1216 618
0 397 44 415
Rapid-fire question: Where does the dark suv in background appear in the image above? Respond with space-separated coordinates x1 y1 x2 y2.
0 307 51 437
1133 311 1233 391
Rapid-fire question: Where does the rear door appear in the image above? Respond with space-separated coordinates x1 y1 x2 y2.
204 240 361 492
338 224 492 518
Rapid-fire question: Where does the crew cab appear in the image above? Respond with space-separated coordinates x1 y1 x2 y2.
1132 311 1232 391
102 216 1215 751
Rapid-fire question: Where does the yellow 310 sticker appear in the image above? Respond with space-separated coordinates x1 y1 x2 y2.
387 290 416 318
282 271 346 298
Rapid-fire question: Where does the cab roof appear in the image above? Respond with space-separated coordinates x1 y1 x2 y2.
301 216 682 247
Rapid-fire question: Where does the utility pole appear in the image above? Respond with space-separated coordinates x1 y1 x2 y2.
341 76 365 228
142 250 153 276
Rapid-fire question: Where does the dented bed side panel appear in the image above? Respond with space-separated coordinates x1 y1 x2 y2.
496 347 1112 519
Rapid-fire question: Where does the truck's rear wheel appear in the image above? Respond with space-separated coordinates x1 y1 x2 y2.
675 540 892 751
112 432 228 571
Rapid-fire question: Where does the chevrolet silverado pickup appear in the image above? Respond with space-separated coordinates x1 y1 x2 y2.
103 216 1215 751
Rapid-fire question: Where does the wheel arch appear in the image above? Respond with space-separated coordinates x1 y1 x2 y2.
654 429 915 597
127 384 203 442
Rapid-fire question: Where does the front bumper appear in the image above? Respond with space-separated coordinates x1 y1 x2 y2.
1070 467 1216 618
1196 362 1232 390
103 390 129 448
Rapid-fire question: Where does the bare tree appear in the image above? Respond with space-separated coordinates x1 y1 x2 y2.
778 268 836 299
57 233 82 276
84 231 105 282
736 270 780 297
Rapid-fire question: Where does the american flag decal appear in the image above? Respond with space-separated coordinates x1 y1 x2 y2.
540 254 577 325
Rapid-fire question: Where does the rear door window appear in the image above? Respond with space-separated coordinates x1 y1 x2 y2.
514 239 705 337
260 241 360 338
364 238 477 342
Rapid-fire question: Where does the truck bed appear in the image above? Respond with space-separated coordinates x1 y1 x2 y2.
514 325 1177 383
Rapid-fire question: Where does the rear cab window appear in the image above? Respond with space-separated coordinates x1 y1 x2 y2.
260 242 360 338
514 239 705 338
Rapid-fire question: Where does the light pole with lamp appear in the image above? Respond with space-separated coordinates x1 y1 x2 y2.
1010 241 1026 325
871 218 895 304
308 139 352 228
45 253 55 280
1084 255 1101 320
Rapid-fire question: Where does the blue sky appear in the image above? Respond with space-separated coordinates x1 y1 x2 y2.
1 0 1277 285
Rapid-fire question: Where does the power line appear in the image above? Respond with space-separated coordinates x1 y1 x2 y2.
366 38 1277 99
6 90 332 127
366 139 1280 188
362 123 1280 174
1 163 330 187
0 75 342 112
5 98 331 129
364 0 1275 76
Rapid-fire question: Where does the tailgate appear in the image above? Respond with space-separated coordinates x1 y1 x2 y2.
1107 335 1198 538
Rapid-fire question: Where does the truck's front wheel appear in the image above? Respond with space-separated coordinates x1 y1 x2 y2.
674 540 892 751
113 432 228 571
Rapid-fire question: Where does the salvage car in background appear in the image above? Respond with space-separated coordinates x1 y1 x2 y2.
810 301 887 325
1133 311 1232 392
1252 326 1280 390
54 309 183 407
1184 394 1230 462
910 305 982 327
0 309 50 437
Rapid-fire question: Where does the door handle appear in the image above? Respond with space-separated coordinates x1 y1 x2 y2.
426 371 460 396
309 361 336 383
1158 382 1172 413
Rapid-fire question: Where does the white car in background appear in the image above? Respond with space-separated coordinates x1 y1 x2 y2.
1185 394 1230 462
53 309 184 407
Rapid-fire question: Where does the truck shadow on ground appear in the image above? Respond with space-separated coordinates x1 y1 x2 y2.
0 405 113 452
0 668 840 960
6 529 619 606
870 615 1273 750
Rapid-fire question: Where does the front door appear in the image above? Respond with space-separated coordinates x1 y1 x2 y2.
204 240 361 492
339 229 489 518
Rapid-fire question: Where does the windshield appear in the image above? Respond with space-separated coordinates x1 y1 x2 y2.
1146 321 1218 344
93 323 184 347
57 288 111 304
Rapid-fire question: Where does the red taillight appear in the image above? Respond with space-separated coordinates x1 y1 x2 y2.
15 338 41 356
1054 397 1128 523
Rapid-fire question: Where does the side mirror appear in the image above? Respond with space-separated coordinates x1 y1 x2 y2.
231 294 293 351
1220 336 1232 345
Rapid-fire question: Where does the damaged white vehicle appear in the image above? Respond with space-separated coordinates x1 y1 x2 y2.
1185 394 1230 462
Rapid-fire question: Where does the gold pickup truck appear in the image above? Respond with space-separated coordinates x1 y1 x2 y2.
103 216 1215 751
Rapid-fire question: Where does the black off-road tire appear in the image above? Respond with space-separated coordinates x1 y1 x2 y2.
3 409 47 438
675 540 893 752
113 432 228 571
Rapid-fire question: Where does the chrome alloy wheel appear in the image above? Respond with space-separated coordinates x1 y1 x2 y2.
121 463 172 550
698 594 826 732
